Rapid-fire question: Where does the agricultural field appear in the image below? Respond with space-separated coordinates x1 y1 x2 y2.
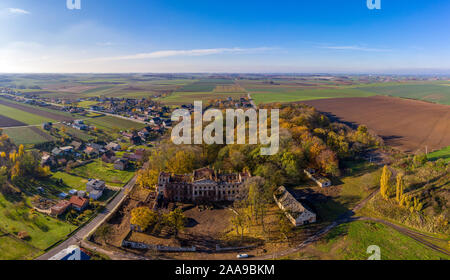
250 88 375 105
427 146 450 163
351 82 450 105
0 104 53 125
156 91 247 105
286 221 448 260
70 159 135 187
302 96 450 153
0 115 26 127
84 115 146 132
177 79 234 92
3 127 54 145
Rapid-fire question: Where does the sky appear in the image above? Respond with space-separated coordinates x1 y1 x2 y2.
0 0 449 73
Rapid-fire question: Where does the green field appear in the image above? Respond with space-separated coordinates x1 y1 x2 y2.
178 79 234 92
84 115 146 132
52 172 89 191
0 104 53 125
157 91 247 105
352 82 450 105
0 235 42 260
427 146 450 163
3 127 53 145
0 193 76 255
70 159 135 187
287 221 448 260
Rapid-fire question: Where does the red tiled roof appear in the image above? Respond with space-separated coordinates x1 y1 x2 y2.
69 196 88 208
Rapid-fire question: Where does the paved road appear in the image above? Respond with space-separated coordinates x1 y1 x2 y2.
36 176 137 260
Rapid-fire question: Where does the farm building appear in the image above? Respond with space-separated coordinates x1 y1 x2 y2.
274 186 316 226
304 169 332 188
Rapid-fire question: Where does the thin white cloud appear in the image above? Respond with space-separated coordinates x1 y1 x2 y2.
7 8 30 15
320 45 391 52
88 47 275 62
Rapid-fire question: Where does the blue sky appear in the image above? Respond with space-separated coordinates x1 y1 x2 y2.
0 0 449 73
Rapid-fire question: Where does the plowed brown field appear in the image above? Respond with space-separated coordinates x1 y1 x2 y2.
302 96 450 153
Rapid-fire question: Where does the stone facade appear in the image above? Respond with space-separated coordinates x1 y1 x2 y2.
157 168 251 202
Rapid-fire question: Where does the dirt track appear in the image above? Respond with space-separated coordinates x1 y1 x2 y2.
302 96 450 153
0 99 74 122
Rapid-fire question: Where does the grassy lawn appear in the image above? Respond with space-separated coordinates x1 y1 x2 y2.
0 104 53 125
52 171 89 191
286 221 448 260
0 235 43 260
3 127 53 145
427 146 450 163
0 193 76 252
70 159 135 187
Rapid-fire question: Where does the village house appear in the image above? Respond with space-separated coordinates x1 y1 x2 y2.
86 179 106 200
101 150 117 163
274 186 316 226
157 167 251 203
105 142 121 151
70 141 83 151
114 158 129 171
69 196 89 211
50 200 71 217
84 146 99 157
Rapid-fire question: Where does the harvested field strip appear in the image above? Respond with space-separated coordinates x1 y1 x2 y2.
0 98 74 122
302 96 450 153
0 104 53 125
3 127 54 145
0 115 26 127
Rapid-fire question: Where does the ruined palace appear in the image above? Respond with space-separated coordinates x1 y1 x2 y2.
157 168 251 202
